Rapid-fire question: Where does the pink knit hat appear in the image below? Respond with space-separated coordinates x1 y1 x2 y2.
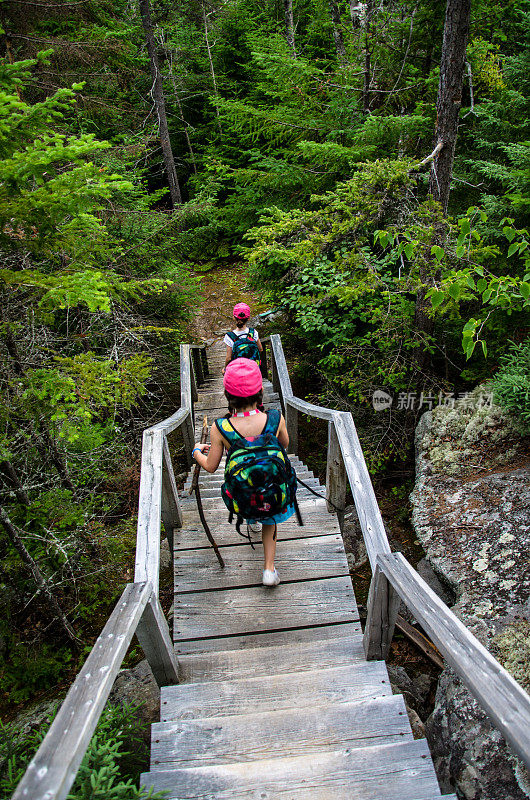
224 358 262 397
233 302 251 321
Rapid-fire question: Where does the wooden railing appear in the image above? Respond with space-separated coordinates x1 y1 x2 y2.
263 333 530 771
12 344 208 800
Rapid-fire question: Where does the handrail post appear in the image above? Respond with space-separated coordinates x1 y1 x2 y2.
201 345 209 377
260 339 269 381
191 347 204 386
180 344 195 466
326 421 347 527
190 357 198 404
363 563 400 660
161 436 183 554
271 348 280 397
285 400 298 455
135 594 179 687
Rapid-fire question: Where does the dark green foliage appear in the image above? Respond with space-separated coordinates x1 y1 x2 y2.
492 339 530 427
0 702 166 799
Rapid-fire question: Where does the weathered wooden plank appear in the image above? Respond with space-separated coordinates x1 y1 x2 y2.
183 475 320 498
286 395 336 422
175 621 363 655
134 430 163 594
151 695 412 768
177 634 365 682
190 355 198 403
160 661 392 721
174 521 340 550
380 552 530 771
13 582 152 800
269 334 293 396
285 402 298 454
326 421 347 521
161 437 182 544
363 563 400 661
136 594 179 687
183 466 316 489
173 577 358 641
174 535 348 593
332 410 391 571
148 406 189 436
191 346 204 386
142 739 440 800
179 343 193 410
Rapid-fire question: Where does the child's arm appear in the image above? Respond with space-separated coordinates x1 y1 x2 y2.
256 336 263 353
192 424 225 473
276 414 289 449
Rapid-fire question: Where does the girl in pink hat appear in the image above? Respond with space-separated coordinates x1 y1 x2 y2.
223 303 263 373
192 358 294 586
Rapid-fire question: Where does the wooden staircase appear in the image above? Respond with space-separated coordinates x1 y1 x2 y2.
141 342 456 800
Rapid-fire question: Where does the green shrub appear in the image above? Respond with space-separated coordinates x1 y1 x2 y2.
492 340 530 428
0 702 166 799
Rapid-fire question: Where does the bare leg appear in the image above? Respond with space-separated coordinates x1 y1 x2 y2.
262 523 277 571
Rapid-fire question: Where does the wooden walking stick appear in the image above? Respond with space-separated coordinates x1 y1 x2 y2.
189 416 225 568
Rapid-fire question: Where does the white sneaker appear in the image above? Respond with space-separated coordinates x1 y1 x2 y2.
262 569 280 587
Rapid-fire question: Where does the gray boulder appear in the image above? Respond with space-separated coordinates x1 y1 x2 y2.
411 394 530 800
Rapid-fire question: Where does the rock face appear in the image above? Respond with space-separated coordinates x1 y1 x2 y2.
411 393 530 800
108 660 160 745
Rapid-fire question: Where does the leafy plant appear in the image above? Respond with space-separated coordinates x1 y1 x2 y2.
492 340 530 427
0 702 166 799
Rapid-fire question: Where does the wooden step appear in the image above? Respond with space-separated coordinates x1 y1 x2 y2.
174 535 349 593
182 476 321 498
183 468 317 490
173 576 358 641
176 634 365 682
160 662 392 721
180 484 327 508
175 621 362 656
141 739 442 799
174 519 341 550
150 695 412 769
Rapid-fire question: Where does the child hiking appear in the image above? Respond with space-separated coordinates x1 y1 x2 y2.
192 358 297 587
223 302 263 373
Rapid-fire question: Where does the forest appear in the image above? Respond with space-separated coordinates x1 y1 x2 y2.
0 0 529 794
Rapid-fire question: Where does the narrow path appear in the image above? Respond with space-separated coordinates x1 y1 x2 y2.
141 343 456 799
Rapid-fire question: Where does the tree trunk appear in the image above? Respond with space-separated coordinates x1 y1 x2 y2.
167 50 198 174
283 0 296 57
362 0 374 114
138 0 182 207
0 459 30 506
428 0 471 213
0 505 79 644
202 2 223 135
328 0 347 64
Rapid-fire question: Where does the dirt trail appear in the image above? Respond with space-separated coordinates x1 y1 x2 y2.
189 265 268 343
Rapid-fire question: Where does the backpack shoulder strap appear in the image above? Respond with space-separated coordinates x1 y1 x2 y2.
248 327 256 337
215 416 244 445
226 331 238 343
264 408 281 436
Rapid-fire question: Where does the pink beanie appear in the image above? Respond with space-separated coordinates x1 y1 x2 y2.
233 302 251 321
224 358 262 397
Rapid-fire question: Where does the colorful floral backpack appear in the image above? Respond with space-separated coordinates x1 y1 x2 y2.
227 329 261 364
215 409 297 538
